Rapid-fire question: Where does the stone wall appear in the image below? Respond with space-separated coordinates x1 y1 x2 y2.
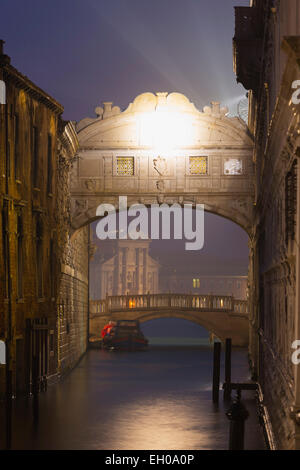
58 227 89 375
234 0 300 449
55 125 89 377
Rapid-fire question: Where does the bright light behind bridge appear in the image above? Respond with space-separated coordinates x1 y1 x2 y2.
138 108 194 155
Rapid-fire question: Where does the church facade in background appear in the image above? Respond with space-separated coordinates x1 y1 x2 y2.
90 238 160 299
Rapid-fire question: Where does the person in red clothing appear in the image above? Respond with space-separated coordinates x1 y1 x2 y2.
101 321 116 338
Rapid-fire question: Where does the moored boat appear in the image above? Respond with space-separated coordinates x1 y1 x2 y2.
102 320 148 351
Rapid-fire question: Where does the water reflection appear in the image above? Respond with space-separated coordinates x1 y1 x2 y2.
108 396 224 450
2 347 265 450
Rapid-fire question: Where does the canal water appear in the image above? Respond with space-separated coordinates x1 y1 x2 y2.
2 345 266 450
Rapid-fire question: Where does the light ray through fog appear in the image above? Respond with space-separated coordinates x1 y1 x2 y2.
86 0 198 98
0 0 250 118
85 0 249 112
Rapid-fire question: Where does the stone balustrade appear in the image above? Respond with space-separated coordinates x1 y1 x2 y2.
90 294 248 316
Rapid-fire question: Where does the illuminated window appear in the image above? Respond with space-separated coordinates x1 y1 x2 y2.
193 279 200 288
189 157 208 175
116 157 134 176
224 158 243 175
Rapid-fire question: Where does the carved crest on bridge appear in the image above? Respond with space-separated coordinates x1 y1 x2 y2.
153 156 168 176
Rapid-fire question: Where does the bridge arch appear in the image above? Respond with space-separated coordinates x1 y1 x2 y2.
133 311 247 347
71 92 254 234
138 311 228 343
89 294 249 347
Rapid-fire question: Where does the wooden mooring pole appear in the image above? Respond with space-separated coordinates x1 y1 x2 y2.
32 356 39 427
212 342 221 403
224 338 232 401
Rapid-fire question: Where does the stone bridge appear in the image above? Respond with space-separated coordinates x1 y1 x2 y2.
71 92 254 233
90 293 249 346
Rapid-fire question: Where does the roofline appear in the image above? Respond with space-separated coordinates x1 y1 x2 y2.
0 53 64 114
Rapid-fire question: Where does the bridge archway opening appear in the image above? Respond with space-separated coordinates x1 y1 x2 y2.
88 208 249 288
139 317 220 346
88 208 249 346
71 200 252 241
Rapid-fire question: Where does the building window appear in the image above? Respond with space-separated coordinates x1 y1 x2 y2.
6 141 11 178
189 157 208 175
2 202 9 299
50 239 55 298
116 157 134 176
193 278 200 288
49 331 54 355
47 134 53 194
14 114 20 179
17 213 23 299
32 126 39 187
36 218 43 298
285 160 297 244
224 158 243 175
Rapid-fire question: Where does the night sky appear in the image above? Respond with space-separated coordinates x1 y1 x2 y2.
1 0 250 339
1 0 249 120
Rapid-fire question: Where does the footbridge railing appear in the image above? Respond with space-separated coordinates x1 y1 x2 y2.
90 294 248 316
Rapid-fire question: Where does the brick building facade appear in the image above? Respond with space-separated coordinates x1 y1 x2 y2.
0 41 88 398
